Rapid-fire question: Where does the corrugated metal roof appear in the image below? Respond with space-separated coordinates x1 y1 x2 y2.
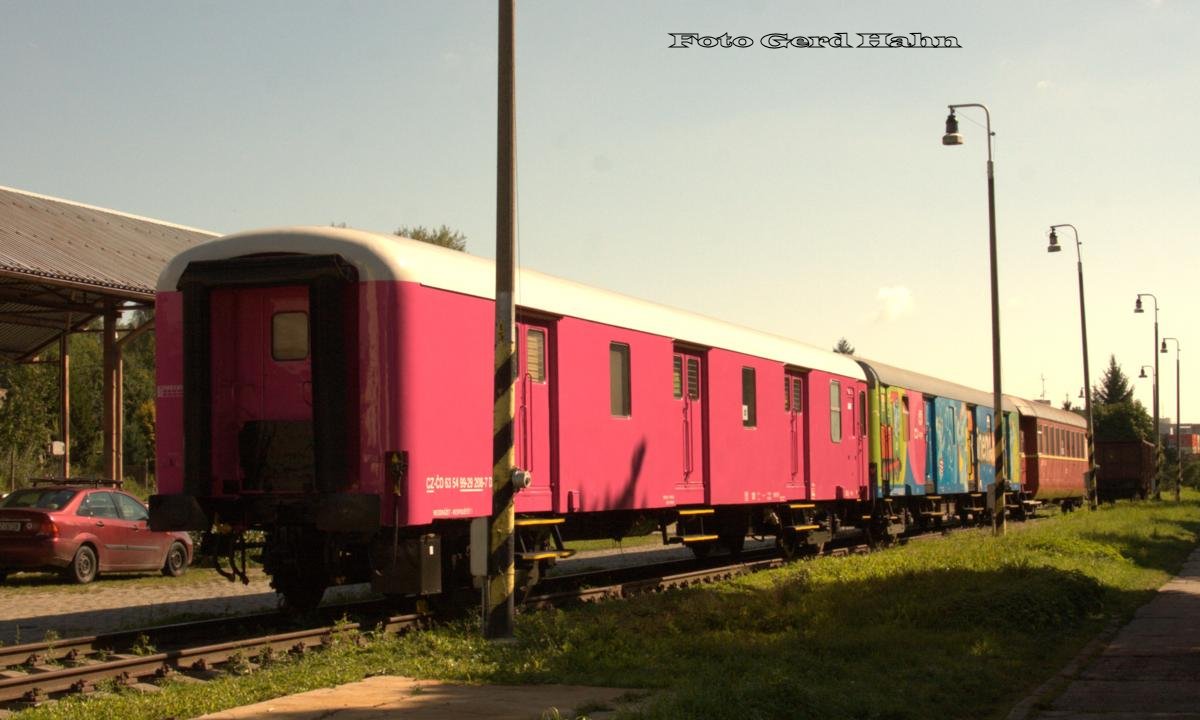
0 186 217 361
0 185 216 296
1005 395 1088 427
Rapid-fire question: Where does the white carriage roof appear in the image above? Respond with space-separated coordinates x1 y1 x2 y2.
856 357 1018 413
1005 395 1088 428
159 226 866 379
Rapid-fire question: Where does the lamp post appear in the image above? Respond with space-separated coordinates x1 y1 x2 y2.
1162 337 1182 502
1135 293 1161 499
942 103 1006 535
1046 225 1096 509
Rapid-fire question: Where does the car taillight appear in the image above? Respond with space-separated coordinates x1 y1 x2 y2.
37 519 59 538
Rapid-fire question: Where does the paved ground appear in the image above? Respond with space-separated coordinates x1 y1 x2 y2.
197 675 645 719
1023 546 1200 720
0 539 754 645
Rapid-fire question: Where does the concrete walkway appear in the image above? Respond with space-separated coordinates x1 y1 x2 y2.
198 675 644 719
1030 546 1200 720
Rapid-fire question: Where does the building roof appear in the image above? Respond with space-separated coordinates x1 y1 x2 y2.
0 185 216 361
161 226 868 380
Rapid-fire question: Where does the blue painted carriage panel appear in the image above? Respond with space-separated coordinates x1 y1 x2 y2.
933 398 966 494
975 405 996 491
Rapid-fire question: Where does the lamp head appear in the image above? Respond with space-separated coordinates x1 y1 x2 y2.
1140 368 1148 379
1134 296 1144 313
1162 340 1168 353
942 111 963 146
1078 388 1085 399
1047 228 1061 253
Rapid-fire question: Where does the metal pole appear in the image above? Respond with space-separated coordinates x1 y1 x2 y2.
59 331 70 479
1138 294 1161 499
1176 349 1182 502
485 0 517 639
1163 338 1181 502
950 102 1006 536
102 300 118 480
1075 239 1095 509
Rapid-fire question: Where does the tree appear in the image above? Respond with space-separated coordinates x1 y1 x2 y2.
1092 399 1155 442
833 337 855 355
1093 354 1133 405
395 225 467 252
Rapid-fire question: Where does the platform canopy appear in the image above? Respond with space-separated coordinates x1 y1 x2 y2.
0 185 216 362
0 185 217 481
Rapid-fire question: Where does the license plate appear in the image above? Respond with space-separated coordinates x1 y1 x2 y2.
0 521 21 532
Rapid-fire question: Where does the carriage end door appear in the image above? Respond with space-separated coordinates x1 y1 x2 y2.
515 321 554 511
673 351 706 489
785 373 807 496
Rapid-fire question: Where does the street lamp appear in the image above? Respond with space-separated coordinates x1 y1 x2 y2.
942 103 1006 534
1135 293 1162 499
1162 337 1182 502
1046 225 1096 509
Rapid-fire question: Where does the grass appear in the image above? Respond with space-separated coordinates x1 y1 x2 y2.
14 492 1200 720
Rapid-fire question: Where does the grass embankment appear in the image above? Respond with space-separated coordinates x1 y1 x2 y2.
18 494 1200 720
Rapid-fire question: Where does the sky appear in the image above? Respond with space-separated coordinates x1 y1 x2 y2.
2 0 1197 424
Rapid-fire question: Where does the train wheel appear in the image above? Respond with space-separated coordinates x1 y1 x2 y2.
689 542 713 560
274 576 326 612
776 528 800 559
721 532 745 558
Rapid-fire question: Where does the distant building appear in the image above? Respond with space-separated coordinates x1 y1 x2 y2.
1160 419 1199 456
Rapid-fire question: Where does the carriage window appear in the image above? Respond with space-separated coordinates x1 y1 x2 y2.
272 312 309 361
526 329 546 383
742 367 757 427
858 391 867 434
609 343 631 416
784 377 791 411
687 358 700 400
673 356 683 399
830 381 842 442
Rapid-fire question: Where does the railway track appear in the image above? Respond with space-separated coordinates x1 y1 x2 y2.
0 512 1050 712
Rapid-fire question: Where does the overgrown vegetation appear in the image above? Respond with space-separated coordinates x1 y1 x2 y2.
15 495 1199 720
0 311 156 493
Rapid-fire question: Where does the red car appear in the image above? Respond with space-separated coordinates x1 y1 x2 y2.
0 483 192 584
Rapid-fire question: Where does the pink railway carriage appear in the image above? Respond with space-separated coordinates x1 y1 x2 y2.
150 227 868 607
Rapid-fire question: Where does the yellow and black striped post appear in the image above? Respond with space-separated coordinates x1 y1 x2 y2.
485 0 517 639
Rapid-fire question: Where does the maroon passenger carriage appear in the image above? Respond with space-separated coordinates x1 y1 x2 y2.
1006 396 1088 509
150 227 875 607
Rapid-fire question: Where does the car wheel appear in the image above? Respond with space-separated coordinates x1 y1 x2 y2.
66 545 98 584
162 541 188 577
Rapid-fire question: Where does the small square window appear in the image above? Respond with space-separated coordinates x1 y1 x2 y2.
272 312 309 361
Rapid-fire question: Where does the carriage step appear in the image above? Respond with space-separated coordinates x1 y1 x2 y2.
1022 499 1044 507
516 549 576 562
515 516 565 527
789 503 815 510
677 508 715 516
789 524 821 532
920 511 946 518
925 495 943 500
673 534 719 544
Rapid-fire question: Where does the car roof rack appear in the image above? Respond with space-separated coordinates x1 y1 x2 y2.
28 477 124 488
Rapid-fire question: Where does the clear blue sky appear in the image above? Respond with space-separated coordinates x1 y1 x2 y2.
2 1 1197 422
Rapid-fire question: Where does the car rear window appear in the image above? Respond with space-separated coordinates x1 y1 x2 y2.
1 488 77 510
